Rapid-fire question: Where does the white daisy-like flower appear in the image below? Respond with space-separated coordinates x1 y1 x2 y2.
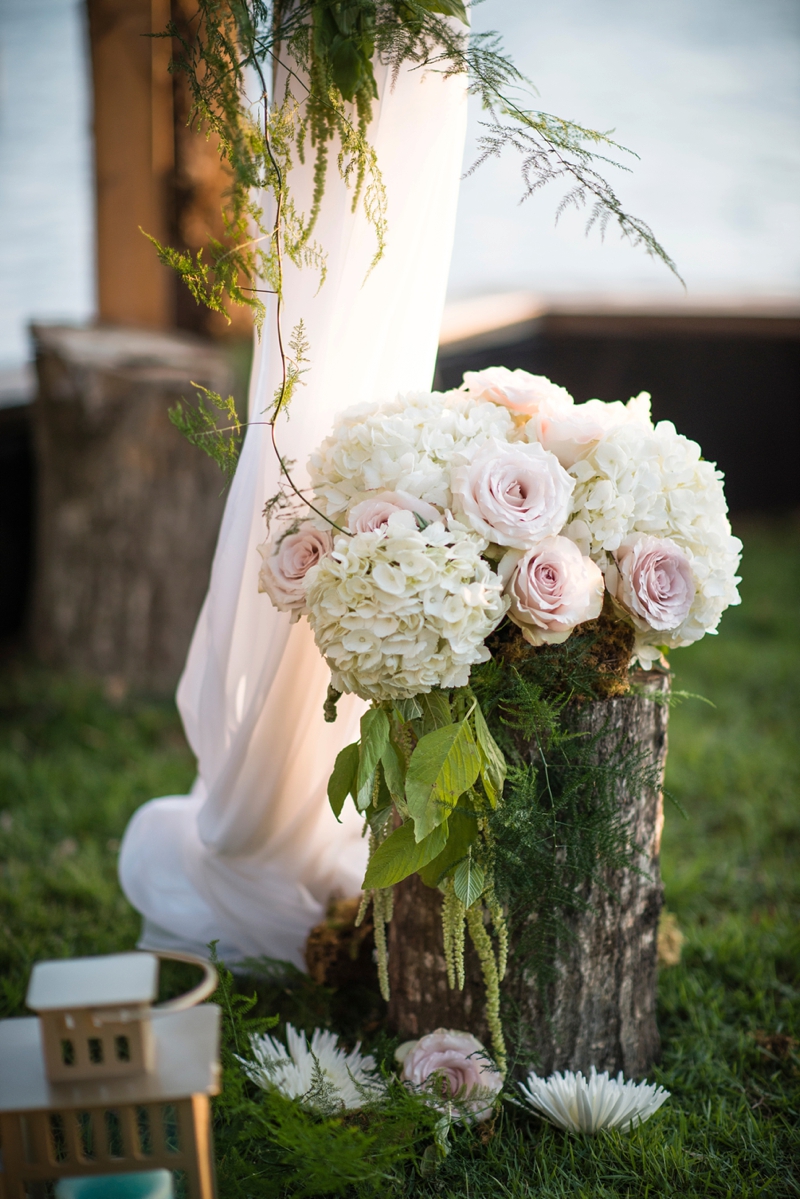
519 1066 669 1134
308 390 515 521
240 1024 384 1111
305 515 508 701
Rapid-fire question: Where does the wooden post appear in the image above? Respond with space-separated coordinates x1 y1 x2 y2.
387 672 669 1077
86 0 175 329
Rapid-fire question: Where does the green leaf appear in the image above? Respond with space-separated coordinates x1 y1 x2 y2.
419 690 453 733
416 0 469 23
363 820 449 889
453 856 485 908
417 805 479 888
357 708 390 795
393 697 422 722
473 700 506 808
405 720 481 841
355 767 376 812
381 739 406 803
327 742 359 820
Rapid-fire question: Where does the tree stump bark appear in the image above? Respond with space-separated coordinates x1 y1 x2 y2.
31 324 231 695
387 671 669 1077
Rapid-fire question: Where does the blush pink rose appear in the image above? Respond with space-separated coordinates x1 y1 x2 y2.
257 524 333 618
607 535 695 632
347 490 441 534
397 1029 503 1123
462 367 574 417
451 439 574 549
499 536 605 645
527 392 653 468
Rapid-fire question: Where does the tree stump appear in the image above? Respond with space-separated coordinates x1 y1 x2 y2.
31 324 231 694
387 671 669 1077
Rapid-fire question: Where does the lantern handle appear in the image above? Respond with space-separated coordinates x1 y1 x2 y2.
151 950 218 1013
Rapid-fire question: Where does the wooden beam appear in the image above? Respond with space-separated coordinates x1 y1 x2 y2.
87 0 174 328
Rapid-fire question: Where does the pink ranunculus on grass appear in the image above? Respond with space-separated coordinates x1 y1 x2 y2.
397 1028 504 1123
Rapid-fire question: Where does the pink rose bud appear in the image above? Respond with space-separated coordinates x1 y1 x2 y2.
347 490 441 534
500 536 605 645
257 524 333 618
462 367 574 417
608 535 695 631
398 1029 504 1123
451 438 574 549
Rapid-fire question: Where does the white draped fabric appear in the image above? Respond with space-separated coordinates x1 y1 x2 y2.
118 56 468 968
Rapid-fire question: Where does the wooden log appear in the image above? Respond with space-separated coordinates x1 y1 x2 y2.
30 324 231 695
387 671 669 1077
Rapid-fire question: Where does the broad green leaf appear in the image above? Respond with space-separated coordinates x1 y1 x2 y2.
366 804 392 838
405 720 481 842
363 820 449 889
419 690 452 733
381 738 406 803
453 856 485 908
357 708 390 795
327 742 359 820
418 805 479 888
393 696 422 722
356 766 375 812
473 701 506 808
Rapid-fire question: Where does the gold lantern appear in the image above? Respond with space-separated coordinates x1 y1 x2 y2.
0 951 220 1199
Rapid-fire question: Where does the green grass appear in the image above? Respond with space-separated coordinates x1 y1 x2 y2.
1 517 798 1196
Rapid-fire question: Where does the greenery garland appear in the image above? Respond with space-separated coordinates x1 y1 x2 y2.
151 0 680 482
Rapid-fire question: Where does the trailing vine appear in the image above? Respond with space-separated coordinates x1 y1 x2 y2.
151 0 679 490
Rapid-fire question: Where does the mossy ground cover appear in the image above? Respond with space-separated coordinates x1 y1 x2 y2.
0 517 798 1196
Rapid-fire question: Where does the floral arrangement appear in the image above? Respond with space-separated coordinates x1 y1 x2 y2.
258 367 742 1065
242 1021 668 1136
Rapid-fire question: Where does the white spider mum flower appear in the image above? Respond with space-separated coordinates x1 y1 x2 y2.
240 1024 384 1112
519 1066 669 1134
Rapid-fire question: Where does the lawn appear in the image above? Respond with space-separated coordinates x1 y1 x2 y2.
0 517 798 1197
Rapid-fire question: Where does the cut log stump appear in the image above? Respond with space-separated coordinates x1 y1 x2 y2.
31 324 231 695
387 671 669 1077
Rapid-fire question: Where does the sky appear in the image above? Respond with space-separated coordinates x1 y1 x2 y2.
449 0 800 303
0 0 798 373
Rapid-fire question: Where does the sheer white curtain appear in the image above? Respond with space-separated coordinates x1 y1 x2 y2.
119 54 468 967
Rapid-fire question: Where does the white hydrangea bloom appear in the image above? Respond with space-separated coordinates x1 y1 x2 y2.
240 1024 384 1112
305 516 508 700
567 421 742 664
519 1066 669 1134
308 391 515 521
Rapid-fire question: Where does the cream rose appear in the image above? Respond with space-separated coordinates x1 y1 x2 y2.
397 1029 503 1123
451 439 574 550
257 524 333 618
607 535 696 632
347 490 441 534
500 536 605 645
462 367 574 417
527 392 653 468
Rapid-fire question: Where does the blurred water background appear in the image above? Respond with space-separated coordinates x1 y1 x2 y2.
0 0 798 380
